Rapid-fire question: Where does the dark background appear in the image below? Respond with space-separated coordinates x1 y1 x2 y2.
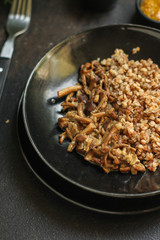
1 0 160 239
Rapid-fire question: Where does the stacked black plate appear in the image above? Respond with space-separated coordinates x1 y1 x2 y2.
17 24 160 214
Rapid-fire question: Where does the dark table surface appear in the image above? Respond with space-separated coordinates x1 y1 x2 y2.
1 0 160 239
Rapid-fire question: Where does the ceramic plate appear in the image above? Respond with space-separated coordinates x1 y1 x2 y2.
22 24 160 199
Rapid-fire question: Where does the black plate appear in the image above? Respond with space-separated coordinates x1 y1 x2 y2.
22 24 160 198
17 100 160 214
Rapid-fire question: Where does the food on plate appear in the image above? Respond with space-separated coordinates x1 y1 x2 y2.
57 48 160 175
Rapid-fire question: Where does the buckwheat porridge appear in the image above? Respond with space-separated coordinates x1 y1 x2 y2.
57 48 160 175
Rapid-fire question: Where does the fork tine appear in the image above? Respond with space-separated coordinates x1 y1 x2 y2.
10 0 18 15
21 0 26 16
16 0 22 15
26 0 32 17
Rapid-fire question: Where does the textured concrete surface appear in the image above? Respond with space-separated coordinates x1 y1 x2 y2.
1 1 160 239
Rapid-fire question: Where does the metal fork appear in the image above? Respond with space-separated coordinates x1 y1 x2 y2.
0 0 32 100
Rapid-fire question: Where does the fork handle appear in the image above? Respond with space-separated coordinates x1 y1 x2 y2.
0 57 11 100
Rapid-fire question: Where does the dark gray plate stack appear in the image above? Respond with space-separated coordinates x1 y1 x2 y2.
18 24 160 215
